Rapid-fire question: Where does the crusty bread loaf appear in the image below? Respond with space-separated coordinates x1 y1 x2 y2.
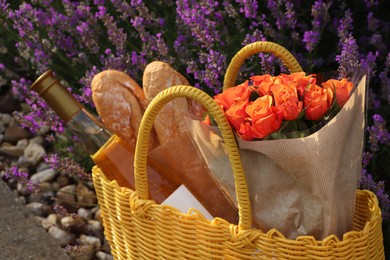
143 61 196 145
91 70 158 149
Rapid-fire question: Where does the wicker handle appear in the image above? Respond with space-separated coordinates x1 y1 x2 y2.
134 85 252 229
223 41 303 90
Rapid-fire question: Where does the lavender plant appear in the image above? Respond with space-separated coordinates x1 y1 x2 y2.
0 0 389 250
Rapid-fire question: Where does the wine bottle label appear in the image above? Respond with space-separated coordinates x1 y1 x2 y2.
162 185 214 220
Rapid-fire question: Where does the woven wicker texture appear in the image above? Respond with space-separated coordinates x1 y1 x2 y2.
92 42 384 259
92 85 384 259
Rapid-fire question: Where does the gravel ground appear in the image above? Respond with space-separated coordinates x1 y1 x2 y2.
0 179 70 260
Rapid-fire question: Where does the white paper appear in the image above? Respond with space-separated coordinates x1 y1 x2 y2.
162 185 214 220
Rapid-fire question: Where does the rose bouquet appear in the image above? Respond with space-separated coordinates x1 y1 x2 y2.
185 42 367 240
212 72 354 141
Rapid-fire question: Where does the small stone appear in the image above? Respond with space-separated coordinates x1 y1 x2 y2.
41 214 59 230
28 192 42 203
14 196 26 205
17 182 29 196
77 183 97 205
37 125 50 135
56 174 70 187
0 122 5 134
51 181 60 191
34 216 45 224
84 219 104 239
0 92 20 113
17 155 30 167
0 113 12 125
41 190 56 205
24 142 46 166
101 237 112 254
94 209 102 223
48 226 76 247
30 168 57 183
67 244 95 260
29 135 44 145
39 181 53 192
96 251 114 260
77 208 92 220
1 139 28 157
90 206 100 215
86 220 102 232
78 234 102 250
57 184 77 206
26 202 45 217
61 215 85 229
0 143 24 157
36 161 50 172
3 125 30 144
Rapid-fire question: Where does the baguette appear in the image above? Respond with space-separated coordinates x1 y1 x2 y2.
143 61 195 145
143 62 239 223
91 70 159 149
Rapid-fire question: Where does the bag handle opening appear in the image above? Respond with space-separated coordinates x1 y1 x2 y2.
224 41 303 90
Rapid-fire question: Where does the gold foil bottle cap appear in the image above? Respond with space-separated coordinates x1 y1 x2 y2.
31 70 82 122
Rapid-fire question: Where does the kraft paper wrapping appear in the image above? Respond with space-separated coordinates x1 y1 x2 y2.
185 75 366 240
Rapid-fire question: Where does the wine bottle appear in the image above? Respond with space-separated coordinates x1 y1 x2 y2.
30 70 179 203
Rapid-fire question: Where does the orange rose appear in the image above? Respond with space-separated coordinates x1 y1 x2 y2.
276 72 316 96
225 100 248 131
321 78 353 107
238 122 265 141
214 81 251 110
251 74 275 96
271 83 303 121
244 95 282 139
304 84 333 121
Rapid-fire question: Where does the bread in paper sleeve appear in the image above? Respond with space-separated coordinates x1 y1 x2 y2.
143 61 239 223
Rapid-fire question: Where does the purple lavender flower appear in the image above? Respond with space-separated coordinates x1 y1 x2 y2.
236 0 258 20
302 0 331 53
337 9 353 42
284 1 297 30
360 51 378 80
3 166 40 194
360 169 390 219
7 3 51 72
243 29 266 46
336 35 361 78
364 0 379 8
379 53 390 102
221 1 244 29
11 77 65 134
367 114 390 154
303 30 320 52
267 0 286 30
44 154 91 181
52 203 77 218
176 0 221 49
367 12 379 32
311 0 326 29
200 50 226 93
0 0 9 11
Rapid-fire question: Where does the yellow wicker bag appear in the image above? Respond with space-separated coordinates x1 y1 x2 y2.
92 42 385 259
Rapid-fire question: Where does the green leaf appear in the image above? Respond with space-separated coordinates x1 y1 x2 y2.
270 132 288 139
297 107 308 120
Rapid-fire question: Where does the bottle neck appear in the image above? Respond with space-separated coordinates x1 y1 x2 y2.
67 108 112 155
